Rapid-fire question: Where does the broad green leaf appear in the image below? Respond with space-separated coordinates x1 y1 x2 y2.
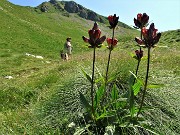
147 84 164 89
79 92 91 111
96 112 107 120
128 72 136 117
133 80 142 96
111 84 119 109
111 84 118 101
129 86 135 117
94 85 105 109
130 102 135 117
81 68 92 83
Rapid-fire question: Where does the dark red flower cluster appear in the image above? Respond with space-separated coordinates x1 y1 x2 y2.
108 14 119 29
134 13 149 29
82 22 106 48
135 23 161 47
106 38 118 50
135 50 143 60
106 14 119 50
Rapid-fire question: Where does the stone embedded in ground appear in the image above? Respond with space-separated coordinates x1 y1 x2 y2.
4 76 13 79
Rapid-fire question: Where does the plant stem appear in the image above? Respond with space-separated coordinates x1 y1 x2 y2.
91 47 96 115
133 59 140 94
137 46 151 117
105 28 115 86
105 49 112 85
135 60 140 77
135 27 143 78
134 27 143 85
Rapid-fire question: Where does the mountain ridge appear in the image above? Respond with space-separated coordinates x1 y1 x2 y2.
36 0 132 29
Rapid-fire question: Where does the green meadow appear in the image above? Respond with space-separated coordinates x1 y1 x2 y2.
0 0 180 134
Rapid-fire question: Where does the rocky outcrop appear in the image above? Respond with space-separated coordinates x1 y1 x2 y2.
40 2 49 12
64 1 79 13
87 11 100 22
49 0 57 5
39 0 63 13
79 10 87 19
37 0 131 29
50 0 63 11
64 1 103 22
38 0 103 21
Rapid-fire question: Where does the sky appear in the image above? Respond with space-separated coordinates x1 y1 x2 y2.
8 0 180 32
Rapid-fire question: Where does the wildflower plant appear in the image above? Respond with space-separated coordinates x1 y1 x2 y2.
127 13 150 120
76 13 161 134
82 22 106 116
135 23 161 117
133 13 149 76
133 13 161 118
105 14 119 89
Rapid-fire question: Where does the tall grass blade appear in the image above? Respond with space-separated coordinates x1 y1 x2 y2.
111 84 118 101
81 68 92 83
129 74 135 117
133 80 142 96
94 84 105 109
147 84 164 89
79 92 91 111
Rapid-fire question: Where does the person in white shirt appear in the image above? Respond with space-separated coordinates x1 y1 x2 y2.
63 37 72 60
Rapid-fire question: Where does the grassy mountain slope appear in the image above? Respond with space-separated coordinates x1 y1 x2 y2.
0 0 180 134
0 0 138 78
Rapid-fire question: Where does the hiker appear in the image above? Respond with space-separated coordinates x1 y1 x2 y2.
64 37 72 59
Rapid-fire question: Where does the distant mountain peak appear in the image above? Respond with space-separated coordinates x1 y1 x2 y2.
37 0 132 29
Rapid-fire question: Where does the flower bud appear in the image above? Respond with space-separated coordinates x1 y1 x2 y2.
82 22 106 48
135 50 143 60
108 14 119 29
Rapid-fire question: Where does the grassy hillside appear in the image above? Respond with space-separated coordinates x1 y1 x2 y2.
0 0 180 134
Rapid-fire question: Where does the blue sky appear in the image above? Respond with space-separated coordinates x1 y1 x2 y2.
8 0 180 32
